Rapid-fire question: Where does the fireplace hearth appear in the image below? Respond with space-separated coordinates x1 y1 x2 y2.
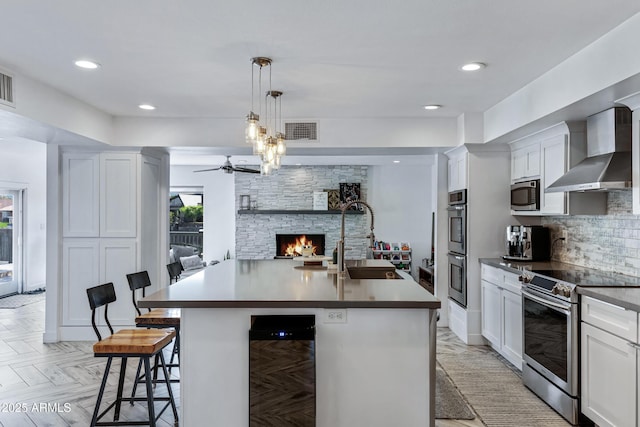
276 234 326 258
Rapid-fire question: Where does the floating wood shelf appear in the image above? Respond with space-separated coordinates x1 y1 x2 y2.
237 209 364 215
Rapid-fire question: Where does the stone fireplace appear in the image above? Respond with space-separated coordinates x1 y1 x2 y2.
275 234 326 258
235 165 369 260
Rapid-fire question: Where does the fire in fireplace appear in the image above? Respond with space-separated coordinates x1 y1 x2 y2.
276 234 326 258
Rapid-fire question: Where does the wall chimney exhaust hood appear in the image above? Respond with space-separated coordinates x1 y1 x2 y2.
546 107 632 193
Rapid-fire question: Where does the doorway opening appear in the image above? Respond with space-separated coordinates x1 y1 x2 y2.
0 189 22 297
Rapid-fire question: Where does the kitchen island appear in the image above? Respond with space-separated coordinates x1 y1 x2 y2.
140 259 440 427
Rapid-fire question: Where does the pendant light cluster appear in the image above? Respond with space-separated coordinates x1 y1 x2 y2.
245 57 286 175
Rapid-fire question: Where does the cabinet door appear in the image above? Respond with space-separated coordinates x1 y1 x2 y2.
501 289 523 368
481 280 501 348
61 239 100 326
511 145 540 181
99 239 138 326
581 323 636 427
100 153 138 237
540 135 567 215
448 154 467 191
61 153 100 237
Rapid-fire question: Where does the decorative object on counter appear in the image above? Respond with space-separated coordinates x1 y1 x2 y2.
372 241 412 272
292 255 331 268
312 191 328 210
325 189 341 210
244 57 287 175
250 200 258 210
240 194 251 210
339 183 362 210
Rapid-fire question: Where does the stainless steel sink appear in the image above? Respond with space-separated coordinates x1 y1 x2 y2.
346 267 403 280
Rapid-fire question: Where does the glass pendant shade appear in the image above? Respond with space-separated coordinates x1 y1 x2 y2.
245 112 259 144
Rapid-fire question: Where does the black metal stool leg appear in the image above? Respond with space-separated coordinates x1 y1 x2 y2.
113 357 128 421
143 356 157 427
130 358 143 404
158 351 179 425
91 357 113 427
168 329 179 374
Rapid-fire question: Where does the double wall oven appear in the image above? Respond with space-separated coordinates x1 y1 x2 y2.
447 190 467 307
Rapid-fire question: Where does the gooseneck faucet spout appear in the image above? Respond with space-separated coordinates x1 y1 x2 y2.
337 200 375 275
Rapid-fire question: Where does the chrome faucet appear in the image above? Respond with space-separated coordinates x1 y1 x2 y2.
337 200 375 275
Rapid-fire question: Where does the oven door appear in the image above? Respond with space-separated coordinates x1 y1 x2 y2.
522 288 578 396
447 205 466 254
447 253 466 308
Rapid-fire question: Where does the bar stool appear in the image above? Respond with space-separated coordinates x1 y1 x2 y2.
86 282 178 427
127 271 180 399
166 262 183 284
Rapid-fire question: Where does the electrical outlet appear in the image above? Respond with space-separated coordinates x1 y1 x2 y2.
324 308 347 324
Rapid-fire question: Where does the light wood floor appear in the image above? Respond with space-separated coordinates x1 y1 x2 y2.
0 295 178 426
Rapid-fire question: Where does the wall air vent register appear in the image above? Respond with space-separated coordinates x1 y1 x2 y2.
285 122 318 141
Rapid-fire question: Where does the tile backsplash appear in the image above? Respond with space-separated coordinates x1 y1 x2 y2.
542 191 640 275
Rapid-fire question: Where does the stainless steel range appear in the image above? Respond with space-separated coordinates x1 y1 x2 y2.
521 267 640 425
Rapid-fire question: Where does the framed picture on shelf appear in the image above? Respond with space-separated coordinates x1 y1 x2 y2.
324 189 341 210
339 183 362 210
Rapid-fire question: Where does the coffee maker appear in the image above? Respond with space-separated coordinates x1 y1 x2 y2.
503 225 550 261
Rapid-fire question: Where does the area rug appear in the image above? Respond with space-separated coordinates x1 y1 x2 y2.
438 351 570 426
436 362 475 420
0 292 45 309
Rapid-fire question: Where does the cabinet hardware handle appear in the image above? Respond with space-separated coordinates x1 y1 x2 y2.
627 341 640 350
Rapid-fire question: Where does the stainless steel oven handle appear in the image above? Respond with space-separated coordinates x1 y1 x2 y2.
522 289 571 313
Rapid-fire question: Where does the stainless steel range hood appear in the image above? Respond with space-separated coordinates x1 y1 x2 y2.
546 107 632 193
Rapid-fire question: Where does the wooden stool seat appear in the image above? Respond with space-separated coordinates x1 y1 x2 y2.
93 329 176 356
135 308 181 327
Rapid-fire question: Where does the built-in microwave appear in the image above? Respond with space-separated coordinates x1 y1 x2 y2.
511 179 540 211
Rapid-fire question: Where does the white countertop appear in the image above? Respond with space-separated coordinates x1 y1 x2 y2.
140 259 440 309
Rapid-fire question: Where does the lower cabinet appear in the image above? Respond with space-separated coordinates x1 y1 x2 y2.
480 264 523 369
581 296 639 427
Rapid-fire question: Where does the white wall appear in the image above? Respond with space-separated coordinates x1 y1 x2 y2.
170 165 235 262
368 162 435 280
0 137 47 291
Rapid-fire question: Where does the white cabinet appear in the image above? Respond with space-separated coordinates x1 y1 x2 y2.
62 152 138 238
540 134 567 215
447 150 467 191
511 143 540 182
59 149 168 340
480 263 523 368
581 296 638 427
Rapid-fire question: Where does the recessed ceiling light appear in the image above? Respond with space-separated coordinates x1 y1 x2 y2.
295 163 302 166
393 160 400 164
423 105 441 110
461 62 486 71
138 104 156 110
74 59 100 69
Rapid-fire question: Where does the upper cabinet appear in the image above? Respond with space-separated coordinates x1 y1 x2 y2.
511 143 540 182
539 134 567 215
509 122 606 216
62 152 138 238
447 147 468 192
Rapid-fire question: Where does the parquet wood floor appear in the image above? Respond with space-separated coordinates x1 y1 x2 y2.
0 296 179 426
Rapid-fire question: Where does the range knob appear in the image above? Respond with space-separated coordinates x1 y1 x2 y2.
552 284 572 297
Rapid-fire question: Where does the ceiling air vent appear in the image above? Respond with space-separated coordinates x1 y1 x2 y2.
285 122 318 141
0 70 14 107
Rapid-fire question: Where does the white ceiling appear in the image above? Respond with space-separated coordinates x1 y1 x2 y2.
1 1 640 165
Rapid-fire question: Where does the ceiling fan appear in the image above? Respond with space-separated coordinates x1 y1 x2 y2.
194 156 260 174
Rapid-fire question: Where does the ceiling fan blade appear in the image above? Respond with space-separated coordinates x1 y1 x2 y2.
193 166 222 173
233 167 260 174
